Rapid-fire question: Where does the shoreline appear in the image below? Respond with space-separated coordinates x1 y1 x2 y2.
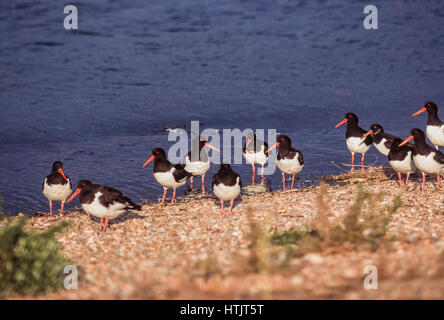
5 167 444 299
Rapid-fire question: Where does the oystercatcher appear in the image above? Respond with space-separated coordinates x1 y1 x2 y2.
335 113 373 170
388 138 416 188
242 132 270 182
212 164 242 216
66 180 141 232
363 123 400 156
42 161 72 216
266 135 304 191
412 102 444 150
143 147 192 203
399 128 444 192
183 137 219 193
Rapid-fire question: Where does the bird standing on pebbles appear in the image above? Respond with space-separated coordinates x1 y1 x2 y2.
143 147 192 204
212 164 242 216
412 102 444 150
183 137 219 193
363 123 401 156
66 180 141 233
242 132 270 183
42 161 72 216
335 112 372 170
388 138 416 188
266 135 304 191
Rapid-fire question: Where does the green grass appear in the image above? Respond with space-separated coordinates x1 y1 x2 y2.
0 216 71 297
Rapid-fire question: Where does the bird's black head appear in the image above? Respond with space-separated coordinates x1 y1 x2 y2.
424 101 438 113
391 138 403 149
369 123 384 135
219 163 232 171
77 179 92 189
277 135 292 147
152 147 166 158
345 112 359 123
410 128 425 140
51 161 64 171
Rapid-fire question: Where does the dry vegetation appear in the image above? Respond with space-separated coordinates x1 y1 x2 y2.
5 167 444 299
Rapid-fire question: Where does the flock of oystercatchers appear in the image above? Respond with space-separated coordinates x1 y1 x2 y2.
41 101 443 232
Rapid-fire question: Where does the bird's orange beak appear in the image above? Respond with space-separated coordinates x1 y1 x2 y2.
335 118 347 128
412 107 427 117
66 188 81 203
245 139 252 148
58 168 68 181
142 155 155 167
399 135 413 147
204 142 219 152
265 142 280 153
362 129 373 139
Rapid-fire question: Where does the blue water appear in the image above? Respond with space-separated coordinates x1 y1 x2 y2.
1 0 443 215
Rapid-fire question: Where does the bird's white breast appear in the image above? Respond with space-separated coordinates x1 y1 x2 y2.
374 138 390 156
413 153 443 175
42 179 72 202
213 177 241 201
426 125 444 147
276 155 303 175
389 152 415 174
346 137 371 154
81 192 126 219
184 155 210 176
243 145 269 165
154 168 187 189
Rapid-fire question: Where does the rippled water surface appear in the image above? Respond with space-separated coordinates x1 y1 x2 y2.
1 0 443 215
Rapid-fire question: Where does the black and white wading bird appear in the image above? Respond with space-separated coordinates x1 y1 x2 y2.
363 124 400 156
212 164 242 216
143 148 192 204
42 161 72 216
388 138 416 188
266 135 304 191
335 113 373 170
183 137 219 193
66 180 141 233
412 102 444 150
399 128 444 192
242 132 270 183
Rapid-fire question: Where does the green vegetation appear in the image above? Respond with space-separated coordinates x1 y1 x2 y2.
0 216 70 297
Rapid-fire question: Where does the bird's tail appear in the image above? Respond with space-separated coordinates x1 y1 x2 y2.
124 197 142 211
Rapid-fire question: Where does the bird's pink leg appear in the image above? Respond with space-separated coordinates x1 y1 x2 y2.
282 173 286 192
60 201 65 215
291 174 295 190
361 154 365 170
351 154 355 171
101 218 109 233
437 174 440 191
161 189 167 204
190 177 194 190
49 200 52 216
422 173 426 193
404 173 410 189
226 200 233 216
171 189 176 203
398 172 402 187
99 218 103 229
261 165 264 182
251 164 256 182
219 200 225 215
201 175 205 193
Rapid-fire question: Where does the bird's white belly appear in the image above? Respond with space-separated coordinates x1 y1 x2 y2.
413 153 443 175
184 157 210 176
213 180 241 201
346 137 370 154
154 170 187 189
374 138 390 156
81 192 126 219
389 153 415 174
243 148 269 165
42 179 72 202
426 125 444 147
276 156 303 175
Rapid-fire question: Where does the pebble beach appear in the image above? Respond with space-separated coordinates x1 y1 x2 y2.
9 167 443 300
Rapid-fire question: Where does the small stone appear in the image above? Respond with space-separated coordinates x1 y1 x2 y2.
408 234 419 243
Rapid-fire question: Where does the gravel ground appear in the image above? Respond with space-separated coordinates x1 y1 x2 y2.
12 167 444 299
